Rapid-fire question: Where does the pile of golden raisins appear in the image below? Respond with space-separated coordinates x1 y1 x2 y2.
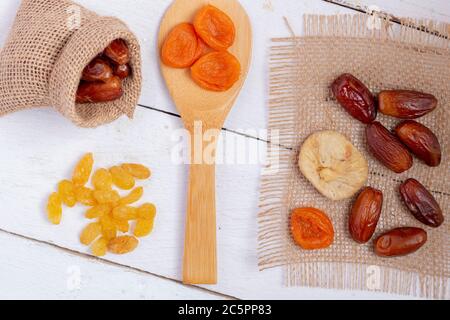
46 153 156 257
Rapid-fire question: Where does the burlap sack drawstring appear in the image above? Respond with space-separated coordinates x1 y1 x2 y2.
259 14 449 299
0 0 142 127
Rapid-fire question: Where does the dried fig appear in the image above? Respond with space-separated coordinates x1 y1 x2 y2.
366 122 413 173
331 73 377 124
378 90 437 119
395 120 441 167
399 178 444 228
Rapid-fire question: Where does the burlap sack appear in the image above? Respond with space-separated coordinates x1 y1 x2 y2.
0 0 142 127
259 14 449 299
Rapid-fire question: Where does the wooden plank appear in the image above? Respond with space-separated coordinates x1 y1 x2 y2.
0 230 226 299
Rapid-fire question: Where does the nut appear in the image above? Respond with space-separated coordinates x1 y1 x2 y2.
331 73 377 124
81 57 113 82
374 227 427 257
349 187 383 243
395 120 441 167
366 122 413 173
76 76 123 104
399 178 444 228
378 90 437 119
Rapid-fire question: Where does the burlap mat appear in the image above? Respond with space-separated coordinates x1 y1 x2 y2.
258 14 449 299
0 0 142 127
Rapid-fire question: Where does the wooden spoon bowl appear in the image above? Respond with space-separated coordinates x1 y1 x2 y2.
159 0 252 284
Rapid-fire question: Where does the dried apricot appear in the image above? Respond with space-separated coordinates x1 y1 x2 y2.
47 192 62 225
92 168 113 191
121 164 151 180
80 222 102 245
91 237 108 257
113 205 138 221
108 236 139 255
75 186 96 206
137 203 156 220
93 189 120 205
119 187 143 206
193 5 235 51
72 153 94 187
58 180 76 208
134 219 154 238
162 23 200 68
191 51 241 92
110 166 135 190
290 207 334 250
85 204 111 219
193 37 211 62
100 215 117 240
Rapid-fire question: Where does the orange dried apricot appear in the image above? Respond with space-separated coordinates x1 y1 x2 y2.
134 219 155 238
193 5 235 51
137 203 156 220
193 37 211 62
113 205 138 221
58 180 76 208
161 23 200 68
91 237 108 257
80 222 102 245
93 189 120 205
191 51 241 92
290 207 334 250
119 187 144 206
92 168 113 191
75 186 96 206
85 204 111 219
47 192 63 225
108 236 139 255
110 166 135 190
72 153 94 187
121 164 151 180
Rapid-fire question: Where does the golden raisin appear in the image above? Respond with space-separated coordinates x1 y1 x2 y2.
80 222 102 245
72 153 94 187
92 168 113 191
75 186 96 206
134 219 154 238
85 204 111 219
112 205 137 220
91 237 108 257
137 203 156 220
58 180 76 207
100 215 117 240
93 189 120 205
113 219 130 233
47 192 62 225
119 187 143 206
108 236 139 254
110 166 135 190
121 163 151 180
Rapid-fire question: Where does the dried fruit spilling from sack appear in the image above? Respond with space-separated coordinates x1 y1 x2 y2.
46 153 156 257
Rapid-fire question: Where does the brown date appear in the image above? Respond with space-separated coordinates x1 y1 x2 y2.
395 120 441 167
366 122 413 173
331 73 377 124
76 76 123 104
349 187 383 243
114 64 131 79
374 227 427 257
399 178 444 228
378 90 437 119
81 58 113 82
104 39 130 65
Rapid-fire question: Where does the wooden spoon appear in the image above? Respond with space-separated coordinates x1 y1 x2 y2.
158 0 252 284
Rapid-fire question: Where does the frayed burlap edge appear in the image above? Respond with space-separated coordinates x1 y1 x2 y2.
258 14 450 299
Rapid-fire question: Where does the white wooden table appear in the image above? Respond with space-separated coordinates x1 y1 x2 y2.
0 0 448 300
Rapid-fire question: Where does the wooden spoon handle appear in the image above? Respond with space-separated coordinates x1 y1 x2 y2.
183 162 217 284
